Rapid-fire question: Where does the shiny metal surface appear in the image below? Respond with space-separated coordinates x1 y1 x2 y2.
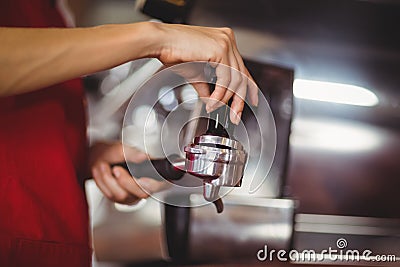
184 143 246 163
293 214 400 265
190 0 400 218
171 157 186 172
187 195 295 262
193 135 244 150
184 135 248 201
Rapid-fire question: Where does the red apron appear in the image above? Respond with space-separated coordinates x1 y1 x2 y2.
0 1 91 266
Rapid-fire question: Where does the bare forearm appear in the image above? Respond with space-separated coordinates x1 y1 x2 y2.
0 22 158 96
0 22 257 122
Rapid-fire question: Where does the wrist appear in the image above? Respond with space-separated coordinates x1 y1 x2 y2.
133 21 166 60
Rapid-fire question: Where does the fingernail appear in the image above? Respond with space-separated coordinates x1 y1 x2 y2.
234 111 242 125
206 104 212 113
252 94 259 107
253 98 259 107
113 167 120 178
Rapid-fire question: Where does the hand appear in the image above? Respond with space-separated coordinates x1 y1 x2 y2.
152 23 259 124
89 141 167 204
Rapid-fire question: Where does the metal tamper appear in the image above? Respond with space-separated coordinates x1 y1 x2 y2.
184 78 248 213
120 72 248 213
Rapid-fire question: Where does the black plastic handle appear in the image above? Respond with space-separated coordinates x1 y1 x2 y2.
206 73 235 138
111 154 185 181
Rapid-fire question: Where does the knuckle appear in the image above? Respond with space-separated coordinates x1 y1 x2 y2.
238 90 247 100
234 96 245 109
222 27 233 35
231 73 242 84
225 87 235 97
207 51 216 61
217 77 229 87
234 90 246 101
218 43 229 54
223 28 235 40
222 94 233 104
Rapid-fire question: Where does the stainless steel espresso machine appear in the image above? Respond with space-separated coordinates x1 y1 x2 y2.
161 60 295 263
93 59 295 264
86 1 400 265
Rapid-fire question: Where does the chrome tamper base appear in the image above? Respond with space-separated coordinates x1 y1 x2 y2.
184 134 248 211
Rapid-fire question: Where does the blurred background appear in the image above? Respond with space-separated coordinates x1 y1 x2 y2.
70 0 400 266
